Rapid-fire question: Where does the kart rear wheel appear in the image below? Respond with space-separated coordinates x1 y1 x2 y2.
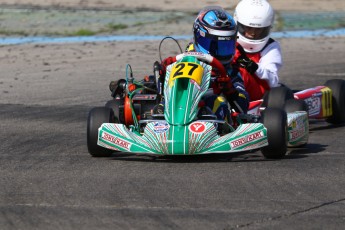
262 86 294 109
87 107 115 157
285 98 308 113
261 108 288 159
324 79 345 124
105 99 123 123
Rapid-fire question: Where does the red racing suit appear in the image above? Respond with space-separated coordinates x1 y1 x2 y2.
233 51 269 101
233 39 282 101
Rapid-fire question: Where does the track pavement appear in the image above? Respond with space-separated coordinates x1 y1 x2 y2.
1 37 345 229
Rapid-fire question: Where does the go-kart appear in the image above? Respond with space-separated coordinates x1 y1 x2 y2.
247 79 345 146
87 51 308 159
295 80 345 124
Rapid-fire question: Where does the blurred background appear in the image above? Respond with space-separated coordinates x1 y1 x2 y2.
0 0 344 38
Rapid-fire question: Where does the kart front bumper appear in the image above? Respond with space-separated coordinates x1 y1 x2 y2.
97 122 269 155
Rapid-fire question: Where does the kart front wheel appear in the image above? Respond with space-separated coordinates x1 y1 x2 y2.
262 86 294 109
324 79 345 124
261 108 288 159
87 107 115 157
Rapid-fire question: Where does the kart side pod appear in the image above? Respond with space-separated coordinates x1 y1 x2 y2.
286 111 309 147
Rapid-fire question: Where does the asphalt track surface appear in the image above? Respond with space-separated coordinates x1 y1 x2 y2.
1 37 345 229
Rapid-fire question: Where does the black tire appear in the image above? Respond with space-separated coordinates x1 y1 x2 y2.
262 86 294 109
284 99 308 113
105 99 123 122
87 107 115 157
261 108 288 159
324 79 345 124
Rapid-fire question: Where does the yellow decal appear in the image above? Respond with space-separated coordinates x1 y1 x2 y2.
169 62 204 87
291 120 297 128
321 87 333 117
186 43 195 52
213 96 226 113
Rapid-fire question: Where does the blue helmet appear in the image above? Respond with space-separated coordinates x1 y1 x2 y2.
193 6 237 64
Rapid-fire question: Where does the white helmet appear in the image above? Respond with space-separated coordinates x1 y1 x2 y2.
234 0 274 53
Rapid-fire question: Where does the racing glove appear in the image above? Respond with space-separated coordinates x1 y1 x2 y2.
160 57 176 76
236 44 259 75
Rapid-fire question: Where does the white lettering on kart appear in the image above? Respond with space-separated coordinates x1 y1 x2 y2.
305 95 321 116
230 131 264 148
102 132 131 150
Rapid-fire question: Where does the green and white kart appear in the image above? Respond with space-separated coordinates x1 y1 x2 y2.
87 52 307 159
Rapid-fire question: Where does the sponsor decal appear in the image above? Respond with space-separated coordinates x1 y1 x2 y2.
218 36 233 41
289 129 305 141
102 132 115 142
153 122 169 134
185 52 205 57
189 122 206 134
291 120 297 129
249 22 262 26
133 94 157 100
102 132 131 150
305 96 321 116
295 116 306 128
230 131 264 148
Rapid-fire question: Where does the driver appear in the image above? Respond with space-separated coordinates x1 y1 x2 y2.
161 6 249 119
110 6 249 122
232 0 282 101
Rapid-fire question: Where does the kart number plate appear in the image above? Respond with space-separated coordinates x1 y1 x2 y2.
170 62 204 86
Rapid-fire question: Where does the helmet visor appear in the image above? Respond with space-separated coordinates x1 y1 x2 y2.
238 22 271 40
195 32 236 62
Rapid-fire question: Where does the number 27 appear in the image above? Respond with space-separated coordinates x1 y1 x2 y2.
173 63 198 77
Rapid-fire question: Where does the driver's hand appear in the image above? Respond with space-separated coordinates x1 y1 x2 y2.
212 77 232 95
160 57 176 77
217 76 230 83
161 57 175 69
236 44 258 75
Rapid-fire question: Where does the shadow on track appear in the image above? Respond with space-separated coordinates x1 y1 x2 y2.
309 122 345 132
287 143 328 158
105 149 314 163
